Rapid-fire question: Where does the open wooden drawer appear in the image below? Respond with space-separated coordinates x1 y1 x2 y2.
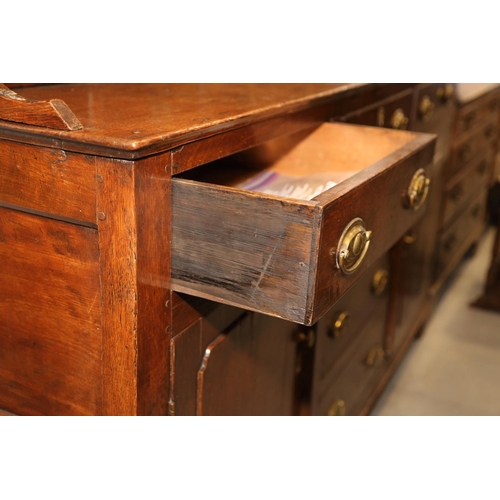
171 122 436 325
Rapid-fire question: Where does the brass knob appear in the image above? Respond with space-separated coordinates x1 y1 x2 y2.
328 399 346 416
365 345 385 368
371 269 389 296
477 161 488 175
485 125 496 139
403 230 417 245
391 108 409 130
461 111 476 131
459 144 472 162
329 311 350 339
405 168 430 211
376 106 385 127
436 84 455 104
471 204 481 219
419 95 435 122
444 234 456 252
450 184 464 202
296 329 315 348
336 218 372 274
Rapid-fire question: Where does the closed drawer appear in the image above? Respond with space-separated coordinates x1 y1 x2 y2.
312 254 389 388
171 122 436 325
447 119 498 179
437 189 488 273
311 304 387 416
339 90 413 131
456 92 500 135
413 83 455 162
442 152 492 228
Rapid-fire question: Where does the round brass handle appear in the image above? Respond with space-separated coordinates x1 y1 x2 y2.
419 95 435 122
329 311 350 339
436 84 455 104
328 399 346 416
365 345 385 368
336 218 372 275
405 169 430 211
391 108 409 130
371 269 389 296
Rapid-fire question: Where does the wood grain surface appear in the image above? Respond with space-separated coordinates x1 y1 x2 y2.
0 207 101 415
0 84 82 131
0 139 96 224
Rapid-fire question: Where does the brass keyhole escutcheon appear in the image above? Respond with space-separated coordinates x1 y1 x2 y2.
406 168 430 211
329 311 350 339
328 399 346 416
391 108 409 130
336 218 372 275
371 269 389 296
419 95 435 122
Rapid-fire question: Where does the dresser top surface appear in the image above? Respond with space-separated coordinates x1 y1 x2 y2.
0 83 365 158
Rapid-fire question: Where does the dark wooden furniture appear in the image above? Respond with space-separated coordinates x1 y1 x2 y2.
0 83 495 416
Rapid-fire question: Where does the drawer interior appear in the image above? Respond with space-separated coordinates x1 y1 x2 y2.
176 122 418 200
172 122 435 325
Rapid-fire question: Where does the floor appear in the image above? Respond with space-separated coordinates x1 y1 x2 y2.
371 228 500 416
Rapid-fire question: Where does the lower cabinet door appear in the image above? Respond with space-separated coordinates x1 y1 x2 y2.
171 308 299 416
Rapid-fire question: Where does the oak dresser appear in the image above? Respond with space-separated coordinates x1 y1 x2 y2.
0 83 495 416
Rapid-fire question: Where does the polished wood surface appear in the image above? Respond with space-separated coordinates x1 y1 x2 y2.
0 208 101 415
0 84 364 158
0 139 96 225
0 84 82 131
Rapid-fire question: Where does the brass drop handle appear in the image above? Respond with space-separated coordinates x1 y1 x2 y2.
419 95 435 122
391 108 409 130
365 345 385 368
404 232 417 245
371 269 389 296
461 111 476 131
336 218 372 275
329 311 350 339
328 399 346 416
436 84 455 104
459 144 472 162
405 169 430 211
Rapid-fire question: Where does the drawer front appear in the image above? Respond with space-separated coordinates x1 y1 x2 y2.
413 83 455 162
447 119 498 179
437 189 487 274
172 122 436 325
442 152 493 228
312 254 389 393
311 305 387 416
341 90 413 131
456 92 500 136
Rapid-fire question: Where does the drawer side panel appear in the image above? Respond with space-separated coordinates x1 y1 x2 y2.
171 180 316 323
